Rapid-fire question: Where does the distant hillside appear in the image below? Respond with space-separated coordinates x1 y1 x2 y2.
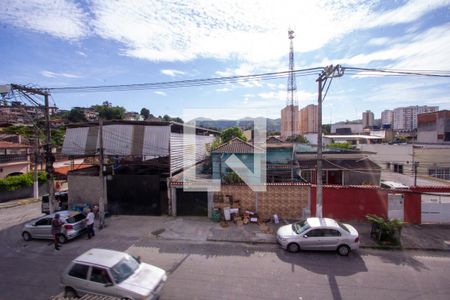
195 117 281 132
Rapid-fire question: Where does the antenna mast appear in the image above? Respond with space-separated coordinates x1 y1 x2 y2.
287 29 297 137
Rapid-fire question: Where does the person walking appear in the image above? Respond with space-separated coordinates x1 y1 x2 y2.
51 213 64 250
86 208 95 239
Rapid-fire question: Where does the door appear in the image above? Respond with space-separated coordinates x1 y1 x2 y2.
176 189 208 216
321 229 342 250
32 217 52 238
87 266 117 297
301 229 325 250
388 194 404 221
422 193 450 223
66 263 91 296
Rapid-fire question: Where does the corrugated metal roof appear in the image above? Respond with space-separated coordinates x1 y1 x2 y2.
298 159 381 170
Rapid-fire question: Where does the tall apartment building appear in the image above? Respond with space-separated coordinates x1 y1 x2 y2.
362 110 374 128
393 105 439 131
299 104 318 134
280 105 299 138
381 110 394 127
417 110 450 144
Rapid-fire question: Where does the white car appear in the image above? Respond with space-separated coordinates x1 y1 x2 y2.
276 217 360 256
61 248 167 300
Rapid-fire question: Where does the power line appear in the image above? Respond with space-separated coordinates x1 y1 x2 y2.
343 66 450 78
48 67 323 94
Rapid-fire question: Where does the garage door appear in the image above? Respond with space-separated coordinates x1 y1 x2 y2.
176 189 208 216
422 193 450 223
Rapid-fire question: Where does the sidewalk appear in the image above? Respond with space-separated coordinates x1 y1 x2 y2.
0 197 39 209
122 216 450 252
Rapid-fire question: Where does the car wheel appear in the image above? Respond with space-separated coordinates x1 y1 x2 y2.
57 234 67 244
22 231 32 241
287 243 300 253
337 245 350 256
64 287 78 298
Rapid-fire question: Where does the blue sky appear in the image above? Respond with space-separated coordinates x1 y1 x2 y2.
1 0 450 122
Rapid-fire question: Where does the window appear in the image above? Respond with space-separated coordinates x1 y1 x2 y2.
306 229 324 237
68 264 89 280
90 267 112 284
66 213 86 224
429 168 450 180
323 229 341 237
35 218 51 226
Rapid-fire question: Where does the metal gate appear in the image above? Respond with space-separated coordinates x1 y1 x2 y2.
107 175 161 215
176 189 208 216
422 193 450 223
388 194 404 221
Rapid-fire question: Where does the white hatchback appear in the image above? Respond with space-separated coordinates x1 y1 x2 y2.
61 248 167 300
276 217 360 256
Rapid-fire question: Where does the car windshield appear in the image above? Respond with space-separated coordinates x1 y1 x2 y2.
337 221 350 233
292 219 310 234
110 255 139 283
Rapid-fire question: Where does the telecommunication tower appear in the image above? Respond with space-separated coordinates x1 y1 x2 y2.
286 29 297 137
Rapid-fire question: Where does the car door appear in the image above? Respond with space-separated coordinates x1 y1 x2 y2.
301 229 325 250
32 218 52 239
321 229 342 250
65 263 91 296
87 266 118 297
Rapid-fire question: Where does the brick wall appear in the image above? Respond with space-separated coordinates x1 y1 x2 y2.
216 184 309 220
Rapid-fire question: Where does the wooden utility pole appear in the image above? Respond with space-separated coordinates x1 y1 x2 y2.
315 65 344 218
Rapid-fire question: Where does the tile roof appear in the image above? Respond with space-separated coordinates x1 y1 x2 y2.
212 137 264 153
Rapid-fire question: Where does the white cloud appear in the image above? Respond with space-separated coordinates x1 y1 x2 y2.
161 69 185 77
367 37 390 46
0 0 88 40
340 23 450 70
77 51 87 57
41 70 81 78
154 91 167 96
216 87 231 92
89 0 450 63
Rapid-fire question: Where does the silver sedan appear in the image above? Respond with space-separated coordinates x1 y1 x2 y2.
21 210 87 244
276 217 360 256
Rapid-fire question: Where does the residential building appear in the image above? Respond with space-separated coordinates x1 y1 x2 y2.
0 141 31 178
124 112 143 121
331 121 364 134
381 110 394 128
73 107 98 122
0 102 58 124
417 110 450 144
362 110 374 128
299 104 318 134
393 105 438 131
280 105 299 138
359 143 450 181
62 120 218 216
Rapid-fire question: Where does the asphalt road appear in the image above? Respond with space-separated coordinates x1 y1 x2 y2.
1 203 449 300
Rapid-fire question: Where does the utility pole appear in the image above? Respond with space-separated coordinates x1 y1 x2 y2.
315 65 344 218
414 161 419 186
98 119 106 229
33 135 39 199
9 84 55 212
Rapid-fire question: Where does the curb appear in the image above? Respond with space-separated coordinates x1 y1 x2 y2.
206 237 450 252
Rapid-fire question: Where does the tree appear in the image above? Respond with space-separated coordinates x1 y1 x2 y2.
328 142 352 149
140 108 150 120
286 135 309 144
220 127 247 143
322 124 331 134
162 114 171 121
67 108 87 123
92 105 125 120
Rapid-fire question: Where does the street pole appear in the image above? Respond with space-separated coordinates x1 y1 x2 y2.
414 161 419 187
33 135 39 199
315 65 344 218
98 119 106 228
316 76 324 218
44 93 56 213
